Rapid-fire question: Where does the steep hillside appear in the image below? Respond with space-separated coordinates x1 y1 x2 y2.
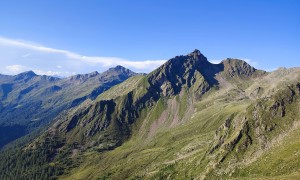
205 82 300 179
1 50 299 180
63 67 299 180
0 66 137 149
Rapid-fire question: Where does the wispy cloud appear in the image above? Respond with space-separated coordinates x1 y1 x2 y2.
5 65 28 74
0 36 166 76
209 60 222 64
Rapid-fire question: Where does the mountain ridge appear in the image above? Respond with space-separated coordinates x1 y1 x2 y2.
25 50 267 154
0 65 138 149
0 50 299 180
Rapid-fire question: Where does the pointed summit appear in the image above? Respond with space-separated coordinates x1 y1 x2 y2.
188 49 201 55
106 65 136 76
18 70 36 76
87 71 99 78
187 49 204 59
15 70 37 81
108 65 127 72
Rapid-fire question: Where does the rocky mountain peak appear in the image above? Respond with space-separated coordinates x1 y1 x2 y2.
220 58 263 78
147 49 214 96
188 49 201 56
106 65 136 76
108 65 127 72
87 71 99 78
18 70 36 76
114 65 126 70
14 70 37 81
187 49 207 61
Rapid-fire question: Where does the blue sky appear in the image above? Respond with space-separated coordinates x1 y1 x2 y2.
0 0 299 76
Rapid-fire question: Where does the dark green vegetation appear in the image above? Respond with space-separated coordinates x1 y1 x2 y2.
0 66 137 148
1 50 300 179
0 134 66 179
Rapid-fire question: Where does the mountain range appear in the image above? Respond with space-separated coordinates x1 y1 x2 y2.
1 49 300 179
0 65 137 149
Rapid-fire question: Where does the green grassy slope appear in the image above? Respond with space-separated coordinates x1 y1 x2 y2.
62 88 252 179
63 80 300 180
60 66 300 179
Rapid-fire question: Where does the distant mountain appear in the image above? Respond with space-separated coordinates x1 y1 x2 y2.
1 50 300 179
0 66 137 149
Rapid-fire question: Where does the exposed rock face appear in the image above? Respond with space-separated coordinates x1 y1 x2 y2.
221 59 256 77
148 49 214 97
204 83 300 178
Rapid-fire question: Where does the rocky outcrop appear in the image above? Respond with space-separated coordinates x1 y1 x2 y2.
205 83 300 178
